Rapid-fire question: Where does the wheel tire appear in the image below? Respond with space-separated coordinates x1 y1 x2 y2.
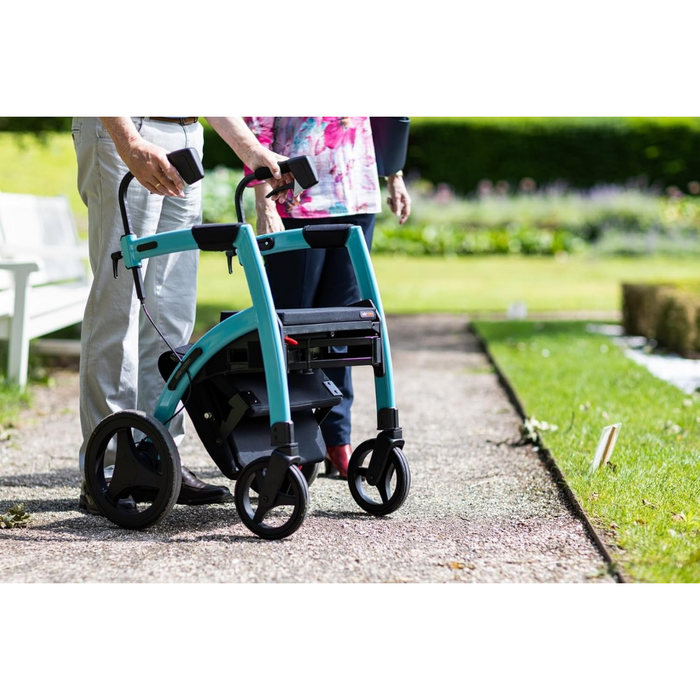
84 410 181 529
234 458 309 540
347 439 411 516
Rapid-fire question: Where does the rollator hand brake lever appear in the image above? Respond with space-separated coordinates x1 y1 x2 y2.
265 182 292 198
111 251 122 279
265 178 306 200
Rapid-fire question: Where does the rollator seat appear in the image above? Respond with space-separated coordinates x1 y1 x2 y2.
276 306 377 325
219 299 379 332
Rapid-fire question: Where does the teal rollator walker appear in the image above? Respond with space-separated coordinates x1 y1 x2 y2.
84 149 411 539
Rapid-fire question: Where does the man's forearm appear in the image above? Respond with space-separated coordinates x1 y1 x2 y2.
99 118 142 162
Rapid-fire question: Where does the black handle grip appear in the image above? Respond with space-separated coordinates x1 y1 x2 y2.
253 155 319 190
167 147 204 184
253 160 290 181
118 148 204 238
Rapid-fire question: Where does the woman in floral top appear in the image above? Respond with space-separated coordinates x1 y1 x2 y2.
244 117 411 479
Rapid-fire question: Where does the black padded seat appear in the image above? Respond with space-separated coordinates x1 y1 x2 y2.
276 306 376 325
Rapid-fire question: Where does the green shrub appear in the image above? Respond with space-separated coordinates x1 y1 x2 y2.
622 282 700 354
372 224 582 257
201 167 254 224
655 291 700 354
621 284 671 337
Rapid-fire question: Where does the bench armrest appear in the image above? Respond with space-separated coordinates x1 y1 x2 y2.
0 260 42 274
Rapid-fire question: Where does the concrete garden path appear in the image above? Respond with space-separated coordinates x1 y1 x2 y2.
0 315 614 583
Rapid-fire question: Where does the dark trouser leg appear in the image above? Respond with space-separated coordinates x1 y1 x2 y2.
265 214 376 446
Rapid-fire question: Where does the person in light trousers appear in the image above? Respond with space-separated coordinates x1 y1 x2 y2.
72 116 289 513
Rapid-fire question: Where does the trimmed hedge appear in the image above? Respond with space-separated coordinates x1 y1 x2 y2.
0 117 71 133
621 283 673 338
405 117 700 195
622 282 700 354
201 117 700 194
656 291 699 354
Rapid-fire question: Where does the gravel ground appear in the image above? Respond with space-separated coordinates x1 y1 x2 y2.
0 314 614 583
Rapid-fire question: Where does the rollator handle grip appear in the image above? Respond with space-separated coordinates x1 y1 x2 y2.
167 148 205 184
254 155 319 191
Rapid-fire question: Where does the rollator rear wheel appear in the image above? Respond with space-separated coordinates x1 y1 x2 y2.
347 439 411 516
84 410 181 529
235 458 309 540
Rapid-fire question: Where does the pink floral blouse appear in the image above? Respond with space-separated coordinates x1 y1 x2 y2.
244 117 381 219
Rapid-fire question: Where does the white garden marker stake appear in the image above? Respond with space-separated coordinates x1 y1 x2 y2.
589 423 622 475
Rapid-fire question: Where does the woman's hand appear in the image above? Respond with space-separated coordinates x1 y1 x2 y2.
254 184 285 235
386 172 411 225
205 117 295 201
247 146 297 203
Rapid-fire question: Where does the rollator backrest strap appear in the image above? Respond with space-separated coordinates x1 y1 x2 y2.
192 224 242 251
302 224 352 249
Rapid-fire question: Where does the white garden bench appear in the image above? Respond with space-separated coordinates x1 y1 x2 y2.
0 192 91 389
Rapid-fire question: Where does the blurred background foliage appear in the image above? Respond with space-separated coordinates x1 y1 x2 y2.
5 116 700 258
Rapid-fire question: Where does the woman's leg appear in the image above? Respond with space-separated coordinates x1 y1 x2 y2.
310 214 375 448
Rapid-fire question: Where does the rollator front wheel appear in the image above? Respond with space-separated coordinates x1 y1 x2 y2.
347 439 411 516
234 458 309 540
84 410 181 529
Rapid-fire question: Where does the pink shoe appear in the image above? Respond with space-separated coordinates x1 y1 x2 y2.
324 444 352 479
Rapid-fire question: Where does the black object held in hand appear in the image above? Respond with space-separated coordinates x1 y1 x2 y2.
254 155 319 190
167 148 205 184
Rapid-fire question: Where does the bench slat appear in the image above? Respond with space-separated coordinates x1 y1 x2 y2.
0 193 88 287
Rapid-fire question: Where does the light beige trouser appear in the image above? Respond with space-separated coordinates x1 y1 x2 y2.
72 117 204 471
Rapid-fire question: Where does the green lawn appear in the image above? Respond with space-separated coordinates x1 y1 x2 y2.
473 320 700 583
194 251 700 334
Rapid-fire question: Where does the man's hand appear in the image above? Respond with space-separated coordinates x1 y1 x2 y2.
99 118 185 197
386 173 411 225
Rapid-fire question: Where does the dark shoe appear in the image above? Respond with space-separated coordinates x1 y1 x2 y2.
79 479 137 516
324 444 352 480
130 466 233 506
178 466 233 505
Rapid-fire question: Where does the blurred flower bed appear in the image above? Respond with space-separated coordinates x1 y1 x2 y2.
202 167 700 257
